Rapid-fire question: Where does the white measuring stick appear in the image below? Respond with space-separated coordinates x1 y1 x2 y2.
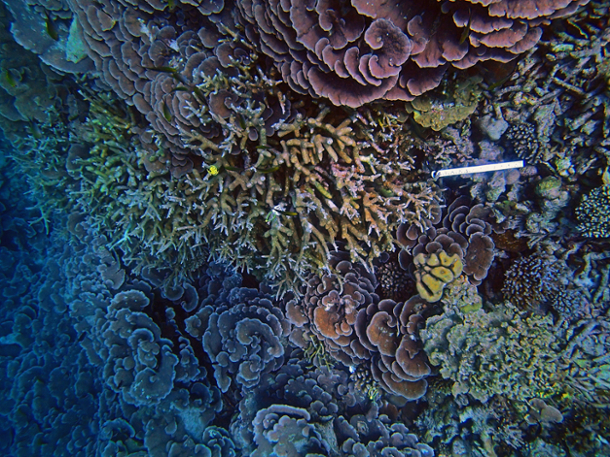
431 160 524 179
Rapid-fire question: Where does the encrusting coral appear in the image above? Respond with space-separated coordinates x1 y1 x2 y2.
422 301 569 403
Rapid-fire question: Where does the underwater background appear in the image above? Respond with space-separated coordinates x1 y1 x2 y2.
1 0 609 456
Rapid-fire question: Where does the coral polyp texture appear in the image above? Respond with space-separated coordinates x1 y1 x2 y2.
235 0 586 107
576 184 610 238
3 0 610 456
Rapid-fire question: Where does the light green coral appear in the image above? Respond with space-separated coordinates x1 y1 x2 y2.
421 302 568 403
407 76 483 131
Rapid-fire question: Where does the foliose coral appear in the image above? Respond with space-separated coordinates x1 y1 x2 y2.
234 0 586 107
398 197 497 288
232 359 435 457
284 251 431 400
188 287 290 393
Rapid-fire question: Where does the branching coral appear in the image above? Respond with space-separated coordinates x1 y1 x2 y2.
503 253 590 319
421 301 569 403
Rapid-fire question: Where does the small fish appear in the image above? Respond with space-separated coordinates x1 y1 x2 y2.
207 165 219 176
161 101 172 122
167 0 176 11
44 12 59 41
27 120 43 140
4 70 17 88
192 86 206 103
143 66 187 84
256 165 280 174
224 165 242 172
378 187 395 198
144 65 179 74
459 10 472 45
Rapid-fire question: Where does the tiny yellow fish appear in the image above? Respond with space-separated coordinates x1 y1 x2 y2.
207 165 219 176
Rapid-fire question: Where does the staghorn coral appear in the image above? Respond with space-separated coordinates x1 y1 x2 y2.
235 0 586 107
166 103 439 291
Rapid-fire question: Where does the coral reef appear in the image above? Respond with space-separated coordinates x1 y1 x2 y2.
2 1 610 457
576 184 610 238
502 253 590 319
235 0 586 107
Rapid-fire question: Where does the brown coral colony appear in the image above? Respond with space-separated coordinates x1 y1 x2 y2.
236 0 586 107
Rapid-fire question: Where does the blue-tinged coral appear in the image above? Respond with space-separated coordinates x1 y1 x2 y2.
502 253 590 319
186 287 290 393
231 359 434 457
576 184 610 238
101 290 179 406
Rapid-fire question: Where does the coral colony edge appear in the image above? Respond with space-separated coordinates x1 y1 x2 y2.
1 0 610 456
